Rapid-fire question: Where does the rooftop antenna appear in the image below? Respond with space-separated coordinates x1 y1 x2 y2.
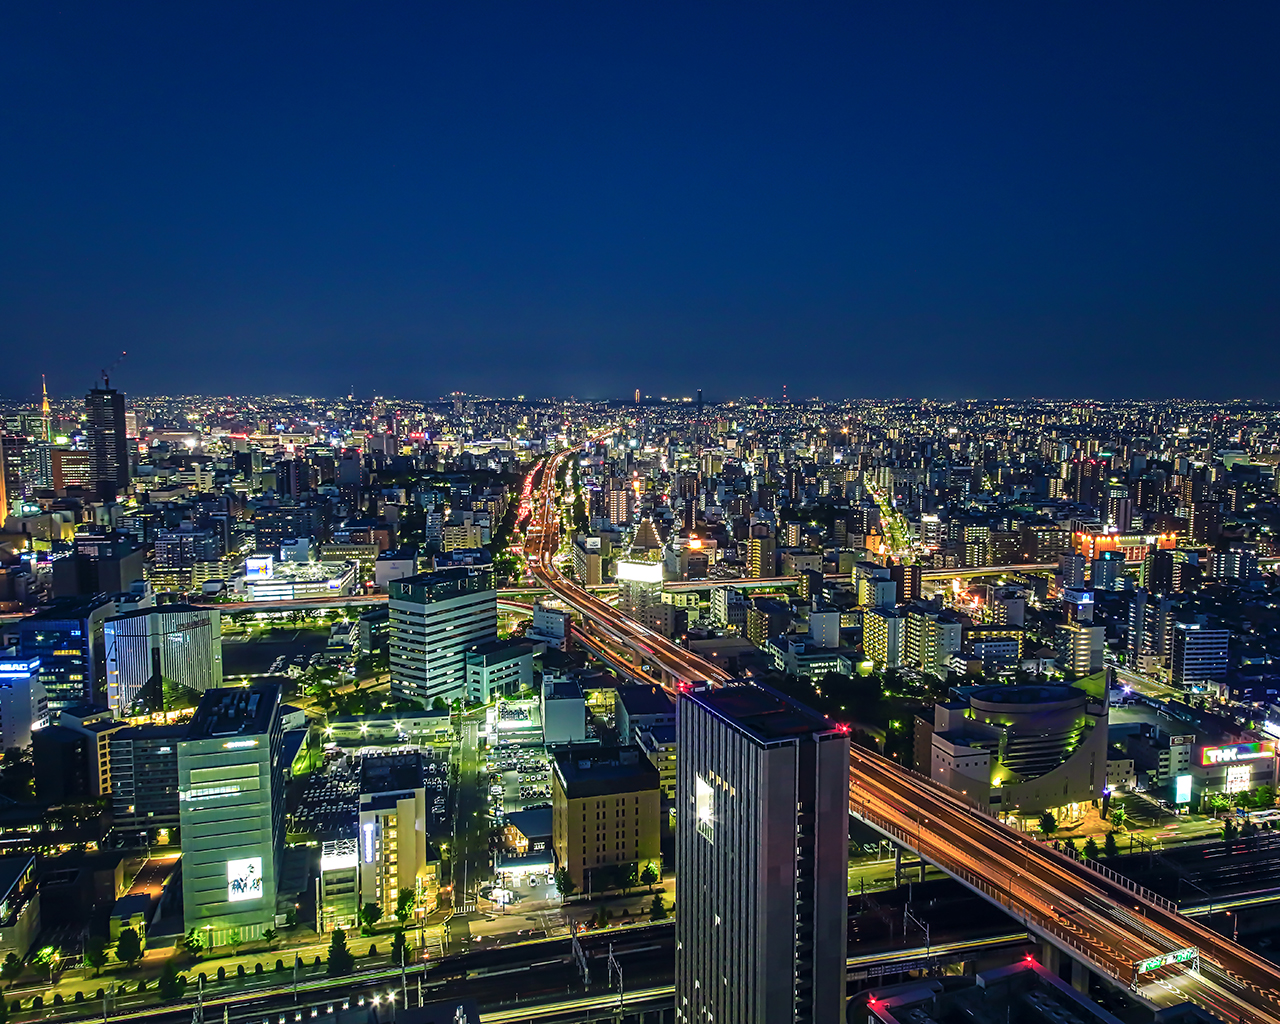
100 351 127 389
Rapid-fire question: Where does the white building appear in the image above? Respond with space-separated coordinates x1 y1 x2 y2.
390 566 497 705
104 605 224 716
0 659 48 750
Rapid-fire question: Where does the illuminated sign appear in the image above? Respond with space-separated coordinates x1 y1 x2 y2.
1175 774 1192 804
222 740 258 750
1135 947 1197 975
0 659 40 676
363 821 377 863
226 857 262 902
615 560 664 584
1226 764 1252 794
245 556 274 580
1202 741 1275 766
695 776 714 843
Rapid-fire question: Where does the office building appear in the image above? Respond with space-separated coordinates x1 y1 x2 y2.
616 557 665 626
358 751 437 912
527 602 572 651
541 679 587 745
319 839 359 933
676 683 849 1024
389 566 497 706
929 683 1108 818
179 684 285 944
109 723 186 840
904 608 962 677
85 386 128 499
1055 620 1105 677
1171 622 1230 690
463 639 533 703
550 746 661 893
0 857 39 959
1128 589 1175 671
0 659 48 752
52 532 146 599
18 595 117 709
616 685 677 745
104 605 224 716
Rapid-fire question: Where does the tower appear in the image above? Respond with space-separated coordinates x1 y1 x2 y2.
41 375 50 443
676 682 849 1024
85 384 128 500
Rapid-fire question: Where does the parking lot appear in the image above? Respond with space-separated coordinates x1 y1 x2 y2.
485 750 552 823
289 755 359 838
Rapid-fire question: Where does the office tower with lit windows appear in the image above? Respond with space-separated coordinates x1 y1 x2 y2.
104 605 224 716
179 683 285 945
1171 622 1229 690
85 385 129 499
676 683 849 1024
389 566 497 705
19 595 117 708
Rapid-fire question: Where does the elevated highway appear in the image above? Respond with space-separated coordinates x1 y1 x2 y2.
521 436 1280 1023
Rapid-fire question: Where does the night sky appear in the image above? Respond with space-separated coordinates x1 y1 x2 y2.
3 3 1278 402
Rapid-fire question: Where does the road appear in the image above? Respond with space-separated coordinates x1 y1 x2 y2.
520 434 1280 1023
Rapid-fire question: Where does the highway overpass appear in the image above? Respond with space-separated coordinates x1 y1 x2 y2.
521 437 1280 1024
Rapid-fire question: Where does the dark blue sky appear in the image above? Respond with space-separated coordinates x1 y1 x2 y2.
3 3 1278 401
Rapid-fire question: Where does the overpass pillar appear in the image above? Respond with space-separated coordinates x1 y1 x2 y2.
1070 958 1090 995
1039 940 1061 978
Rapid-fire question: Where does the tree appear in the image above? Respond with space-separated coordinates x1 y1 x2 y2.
1109 807 1126 829
432 697 447 712
623 863 639 895
158 960 185 1001
391 929 406 967
1083 837 1100 861
1038 810 1057 836
649 894 668 922
595 906 609 928
553 868 577 899
1062 838 1079 859
358 902 383 935
115 928 143 967
640 862 659 893
325 929 355 977
1257 784 1277 809
1103 831 1119 858
396 888 416 926
226 927 242 956
1224 818 1240 842
32 947 57 985
0 954 19 987
262 928 278 950
181 929 205 959
83 936 108 977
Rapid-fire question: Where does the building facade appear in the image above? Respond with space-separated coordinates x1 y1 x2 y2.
104 605 224 716
390 567 497 706
676 683 849 1024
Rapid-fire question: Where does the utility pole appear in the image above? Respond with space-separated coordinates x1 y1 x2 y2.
607 942 624 1012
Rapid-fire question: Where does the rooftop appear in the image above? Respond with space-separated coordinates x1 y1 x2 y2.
688 682 839 744
552 746 660 800
187 683 281 739
360 750 424 795
617 684 676 717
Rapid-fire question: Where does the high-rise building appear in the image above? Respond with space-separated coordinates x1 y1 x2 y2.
743 536 775 578
1055 619 1105 677
676 683 849 1024
104 605 224 716
109 723 186 840
1171 622 1229 690
179 684 285 944
85 386 128 499
51 531 145 599
616 558 665 626
19 595 117 708
1128 589 1175 671
389 566 497 705
863 607 905 669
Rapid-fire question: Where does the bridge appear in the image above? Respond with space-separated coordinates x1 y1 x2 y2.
521 433 1280 1024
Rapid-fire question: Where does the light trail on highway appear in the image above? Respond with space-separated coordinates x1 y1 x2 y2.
520 432 1280 1024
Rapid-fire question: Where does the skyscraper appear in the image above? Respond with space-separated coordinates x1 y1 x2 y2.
104 605 224 716
676 682 849 1024
85 385 129 499
179 683 285 945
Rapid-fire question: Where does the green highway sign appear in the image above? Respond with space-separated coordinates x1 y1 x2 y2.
1135 947 1198 975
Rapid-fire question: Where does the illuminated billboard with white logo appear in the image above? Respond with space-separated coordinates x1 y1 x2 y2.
226 857 262 902
1175 774 1192 804
615 559 663 584
1201 741 1275 766
245 556 274 580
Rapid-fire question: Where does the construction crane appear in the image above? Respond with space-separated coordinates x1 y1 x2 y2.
100 351 127 389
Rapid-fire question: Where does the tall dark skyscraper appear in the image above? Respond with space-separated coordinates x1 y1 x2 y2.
676 682 849 1024
85 385 128 499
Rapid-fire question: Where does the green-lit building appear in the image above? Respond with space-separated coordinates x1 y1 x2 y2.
178 683 284 945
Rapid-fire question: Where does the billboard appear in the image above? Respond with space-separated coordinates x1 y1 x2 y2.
615 559 663 584
1201 741 1275 766
1175 774 1192 805
1226 764 1252 794
245 555 274 580
226 857 263 902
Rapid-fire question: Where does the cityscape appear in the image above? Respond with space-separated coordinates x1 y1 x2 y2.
5 5 1280 1024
